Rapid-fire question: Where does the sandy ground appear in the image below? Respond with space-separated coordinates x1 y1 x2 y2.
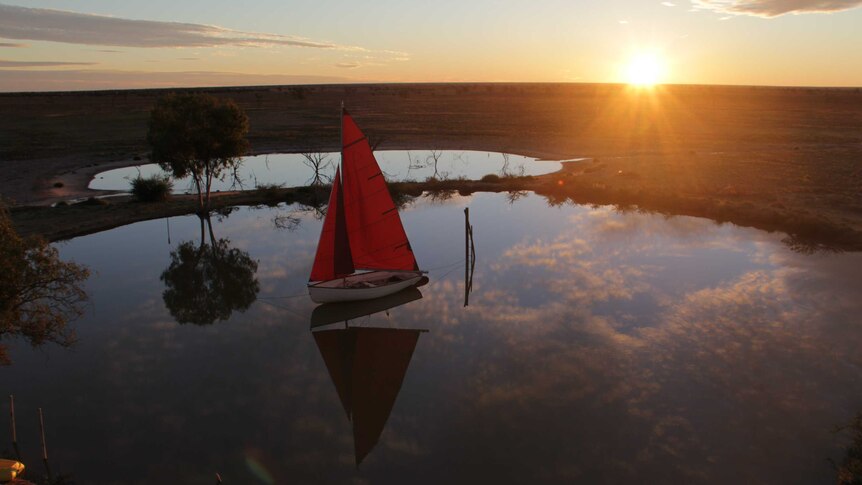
2 83 861 248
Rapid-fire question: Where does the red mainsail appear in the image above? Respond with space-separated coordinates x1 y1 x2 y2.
340 110 419 272
309 167 355 282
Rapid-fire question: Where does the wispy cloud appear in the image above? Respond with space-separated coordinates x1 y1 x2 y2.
0 59 96 67
0 41 27 47
692 0 862 17
334 62 360 69
0 4 361 50
662 2 677 6
0 69 352 92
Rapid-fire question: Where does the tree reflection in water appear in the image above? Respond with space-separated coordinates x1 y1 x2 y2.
0 204 90 365
160 215 259 325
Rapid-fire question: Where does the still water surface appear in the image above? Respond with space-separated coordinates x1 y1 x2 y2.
4 192 862 484
88 151 567 193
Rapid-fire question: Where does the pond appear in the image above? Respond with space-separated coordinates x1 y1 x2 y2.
88 151 573 193
4 192 862 484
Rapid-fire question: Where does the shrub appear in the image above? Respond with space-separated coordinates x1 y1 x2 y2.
481 174 501 183
131 174 173 202
256 183 284 205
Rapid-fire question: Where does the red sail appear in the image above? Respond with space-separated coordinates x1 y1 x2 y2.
309 168 354 282
340 110 419 272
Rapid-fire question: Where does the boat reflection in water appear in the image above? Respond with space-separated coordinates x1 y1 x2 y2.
310 282 428 466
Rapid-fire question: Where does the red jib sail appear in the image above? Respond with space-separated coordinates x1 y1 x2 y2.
313 327 422 466
340 110 419 272
309 167 355 282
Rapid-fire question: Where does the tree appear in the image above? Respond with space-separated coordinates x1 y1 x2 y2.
160 216 259 325
147 93 249 212
0 203 90 365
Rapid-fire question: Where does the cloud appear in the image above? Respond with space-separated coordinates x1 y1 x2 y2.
0 41 27 47
0 69 352 92
0 4 361 50
692 0 862 17
662 1 677 6
0 59 96 67
334 62 360 69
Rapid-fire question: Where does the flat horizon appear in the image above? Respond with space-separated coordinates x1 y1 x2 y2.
2 1 862 91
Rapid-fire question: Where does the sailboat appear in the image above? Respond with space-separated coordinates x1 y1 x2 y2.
308 108 424 303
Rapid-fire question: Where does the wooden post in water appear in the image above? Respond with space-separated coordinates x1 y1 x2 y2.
9 395 20 460
9 395 16 446
464 208 475 307
464 208 469 307
39 407 53 481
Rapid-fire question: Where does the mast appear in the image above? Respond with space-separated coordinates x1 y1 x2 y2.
340 100 345 179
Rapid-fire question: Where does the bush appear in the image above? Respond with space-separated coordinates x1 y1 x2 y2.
256 183 284 205
131 175 173 202
481 174 501 183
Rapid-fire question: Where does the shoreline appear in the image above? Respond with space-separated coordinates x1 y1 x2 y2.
11 166 862 252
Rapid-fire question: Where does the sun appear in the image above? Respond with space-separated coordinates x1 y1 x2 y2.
626 54 665 86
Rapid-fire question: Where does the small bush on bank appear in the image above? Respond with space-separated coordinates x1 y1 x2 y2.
481 174 501 183
256 183 284 205
131 175 173 202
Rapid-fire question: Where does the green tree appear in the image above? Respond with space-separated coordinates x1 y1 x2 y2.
147 93 249 212
160 216 259 325
0 203 90 365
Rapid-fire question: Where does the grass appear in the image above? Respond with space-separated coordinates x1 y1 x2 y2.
131 174 173 202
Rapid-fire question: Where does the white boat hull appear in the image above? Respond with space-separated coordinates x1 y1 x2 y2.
308 271 424 303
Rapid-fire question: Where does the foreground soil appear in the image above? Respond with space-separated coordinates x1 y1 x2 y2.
2 83 861 249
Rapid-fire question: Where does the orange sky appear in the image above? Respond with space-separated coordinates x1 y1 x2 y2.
1 1 861 91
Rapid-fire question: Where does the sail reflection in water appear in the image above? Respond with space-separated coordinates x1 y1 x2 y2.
310 286 427 466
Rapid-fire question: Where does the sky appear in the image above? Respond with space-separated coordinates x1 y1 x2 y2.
1 0 861 91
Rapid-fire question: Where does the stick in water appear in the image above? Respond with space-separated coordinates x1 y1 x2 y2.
9 395 16 447
39 407 53 481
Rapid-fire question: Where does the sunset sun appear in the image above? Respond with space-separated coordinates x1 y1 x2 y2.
626 54 665 86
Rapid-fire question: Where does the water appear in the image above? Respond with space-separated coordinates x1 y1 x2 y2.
3 192 862 484
88 151 571 193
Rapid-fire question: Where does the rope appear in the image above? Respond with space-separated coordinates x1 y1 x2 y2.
424 259 465 272
256 298 309 320
258 291 309 300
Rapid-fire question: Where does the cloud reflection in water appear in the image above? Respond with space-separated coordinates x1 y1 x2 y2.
4 193 861 483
